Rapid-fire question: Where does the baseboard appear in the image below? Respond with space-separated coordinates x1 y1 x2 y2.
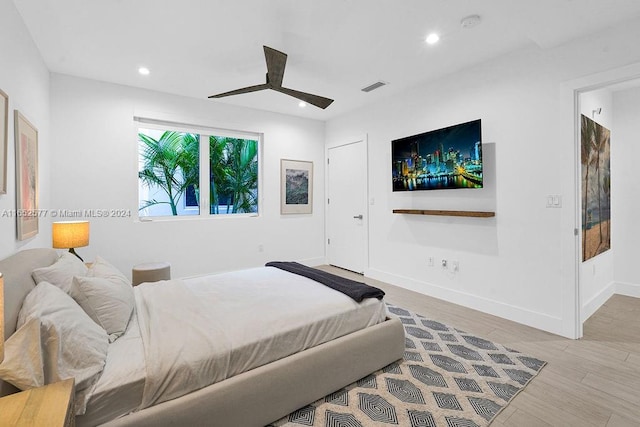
581 281 616 322
365 268 566 337
614 281 640 298
581 281 640 322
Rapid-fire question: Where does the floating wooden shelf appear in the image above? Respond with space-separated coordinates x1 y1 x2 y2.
393 209 495 218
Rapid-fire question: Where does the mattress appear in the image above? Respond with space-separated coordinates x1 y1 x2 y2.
78 267 386 426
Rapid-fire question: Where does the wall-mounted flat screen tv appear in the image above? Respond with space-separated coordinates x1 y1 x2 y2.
392 119 482 191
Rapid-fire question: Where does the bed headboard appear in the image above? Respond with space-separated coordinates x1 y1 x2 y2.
0 248 59 341
0 248 59 397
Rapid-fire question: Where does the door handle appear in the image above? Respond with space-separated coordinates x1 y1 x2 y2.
353 214 363 219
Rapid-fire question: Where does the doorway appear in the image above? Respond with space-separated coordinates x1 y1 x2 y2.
326 137 368 274
567 63 640 339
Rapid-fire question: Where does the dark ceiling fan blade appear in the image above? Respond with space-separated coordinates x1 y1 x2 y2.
275 86 334 109
208 83 269 98
263 46 287 87
208 46 333 109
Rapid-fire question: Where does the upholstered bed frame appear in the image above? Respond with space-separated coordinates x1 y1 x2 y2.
1 248 405 426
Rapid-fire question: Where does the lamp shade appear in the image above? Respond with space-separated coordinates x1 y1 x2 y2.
52 221 90 249
1 273 4 363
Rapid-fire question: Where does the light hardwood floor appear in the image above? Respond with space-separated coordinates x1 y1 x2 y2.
319 266 640 427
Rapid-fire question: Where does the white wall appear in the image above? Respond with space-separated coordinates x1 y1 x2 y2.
612 85 640 296
326 19 640 337
50 74 326 278
0 0 51 258
578 88 615 321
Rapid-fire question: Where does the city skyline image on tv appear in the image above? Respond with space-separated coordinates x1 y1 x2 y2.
392 119 482 191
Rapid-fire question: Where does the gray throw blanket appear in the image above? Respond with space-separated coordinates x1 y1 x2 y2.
265 261 385 302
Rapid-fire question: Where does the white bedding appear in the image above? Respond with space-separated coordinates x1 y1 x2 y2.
78 266 386 426
79 312 145 425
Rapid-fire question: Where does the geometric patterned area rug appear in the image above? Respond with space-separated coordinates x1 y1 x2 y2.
270 303 546 427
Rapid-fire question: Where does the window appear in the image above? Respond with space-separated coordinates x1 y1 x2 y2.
137 121 259 218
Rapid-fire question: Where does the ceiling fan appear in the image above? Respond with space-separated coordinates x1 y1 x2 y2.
208 46 334 109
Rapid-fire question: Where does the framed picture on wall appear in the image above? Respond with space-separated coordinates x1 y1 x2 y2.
580 114 611 261
0 89 8 194
280 159 313 214
14 110 39 240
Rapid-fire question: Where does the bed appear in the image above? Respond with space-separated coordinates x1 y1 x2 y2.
0 248 404 426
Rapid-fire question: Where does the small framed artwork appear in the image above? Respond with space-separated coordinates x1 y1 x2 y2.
0 89 7 194
281 159 313 214
14 110 39 240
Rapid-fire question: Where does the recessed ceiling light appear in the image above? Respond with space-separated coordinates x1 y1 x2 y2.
138 67 150 76
425 33 440 45
298 101 307 108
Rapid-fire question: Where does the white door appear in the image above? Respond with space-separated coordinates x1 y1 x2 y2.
327 139 367 273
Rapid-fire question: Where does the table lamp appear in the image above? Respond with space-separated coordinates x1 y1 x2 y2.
52 221 90 262
1 273 4 363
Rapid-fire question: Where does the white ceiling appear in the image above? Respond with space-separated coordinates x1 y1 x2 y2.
12 0 640 120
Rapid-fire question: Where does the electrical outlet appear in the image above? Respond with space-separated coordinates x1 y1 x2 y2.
427 256 434 267
258 244 264 253
451 260 459 272
441 259 448 269
546 195 562 208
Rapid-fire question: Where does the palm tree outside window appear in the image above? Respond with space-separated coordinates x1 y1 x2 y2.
137 125 259 218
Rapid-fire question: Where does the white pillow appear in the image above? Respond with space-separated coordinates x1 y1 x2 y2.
71 275 134 343
70 256 134 342
87 255 130 283
0 282 109 415
31 251 88 294
0 319 44 390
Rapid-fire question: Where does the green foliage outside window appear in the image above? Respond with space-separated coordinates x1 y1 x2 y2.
138 129 258 216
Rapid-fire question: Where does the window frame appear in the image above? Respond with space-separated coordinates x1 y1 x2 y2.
134 117 262 221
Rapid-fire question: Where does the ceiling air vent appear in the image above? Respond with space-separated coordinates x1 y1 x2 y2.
361 81 387 93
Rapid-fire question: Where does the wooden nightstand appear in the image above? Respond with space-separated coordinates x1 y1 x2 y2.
0 378 75 426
